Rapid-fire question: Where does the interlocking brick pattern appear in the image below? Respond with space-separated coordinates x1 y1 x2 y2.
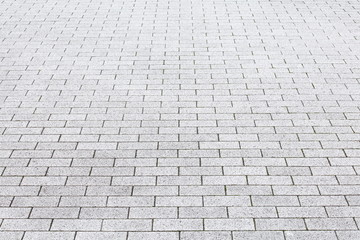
1 0 360 239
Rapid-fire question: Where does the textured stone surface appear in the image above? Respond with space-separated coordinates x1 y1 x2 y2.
0 0 360 238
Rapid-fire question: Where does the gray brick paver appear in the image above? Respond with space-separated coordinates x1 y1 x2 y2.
1 0 360 238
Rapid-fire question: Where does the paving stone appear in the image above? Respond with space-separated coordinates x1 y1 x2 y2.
128 232 179 240
153 219 203 231
180 231 231 240
155 196 202 207
1 219 51 231
0 232 24 240
60 197 107 207
179 207 227 219
203 196 250 207
30 207 80 218
336 231 360 240
278 207 327 218
255 218 306 230
252 196 300 206
12 197 60 207
129 207 176 218
79 207 128 219
284 231 337 240
299 196 348 206
24 232 75 240
229 207 278 218
133 186 178 196
107 196 154 207
272 186 320 195
0 207 31 218
205 219 254 230
233 231 284 240
1 0 360 237
305 218 358 230
51 219 102 231
75 232 127 240
180 186 225 196
102 219 152 231
40 186 86 196
86 186 132 196
226 186 273 196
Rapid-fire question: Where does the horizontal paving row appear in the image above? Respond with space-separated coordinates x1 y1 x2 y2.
1 0 360 239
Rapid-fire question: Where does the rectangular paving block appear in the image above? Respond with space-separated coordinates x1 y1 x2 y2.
153 219 203 231
205 219 254 230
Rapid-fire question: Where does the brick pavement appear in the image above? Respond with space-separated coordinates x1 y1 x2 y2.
1 0 360 239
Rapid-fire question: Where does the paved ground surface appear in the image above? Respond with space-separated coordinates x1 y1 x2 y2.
1 0 360 239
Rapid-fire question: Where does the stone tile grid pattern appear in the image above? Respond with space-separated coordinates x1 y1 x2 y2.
0 0 360 239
